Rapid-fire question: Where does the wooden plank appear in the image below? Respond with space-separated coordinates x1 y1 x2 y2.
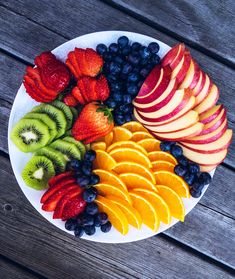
104 0 235 67
0 155 234 270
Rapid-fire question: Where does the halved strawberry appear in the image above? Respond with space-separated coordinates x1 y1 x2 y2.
71 86 86 105
62 195 86 220
48 171 75 187
85 48 103 77
63 94 78 107
83 124 114 144
75 48 89 76
23 80 47 103
95 75 109 101
35 51 55 67
77 78 90 103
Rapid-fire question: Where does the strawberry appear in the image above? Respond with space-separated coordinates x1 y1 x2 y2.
62 195 86 220
34 51 55 68
63 94 78 107
48 171 75 187
76 77 90 103
85 48 103 77
95 75 109 101
71 86 86 105
23 80 48 103
83 124 113 144
72 102 114 143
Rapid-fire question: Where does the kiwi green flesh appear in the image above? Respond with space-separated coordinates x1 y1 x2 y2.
23 112 57 143
70 107 78 123
22 155 55 190
64 130 72 137
32 104 66 138
11 119 50 152
35 146 67 174
51 100 73 130
62 136 86 158
49 139 81 161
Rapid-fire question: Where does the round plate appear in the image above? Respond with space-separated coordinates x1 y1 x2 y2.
8 31 215 243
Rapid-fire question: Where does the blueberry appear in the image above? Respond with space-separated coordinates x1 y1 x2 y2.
190 188 202 198
177 155 188 167
84 225 96 236
118 36 129 48
101 221 112 233
139 68 149 78
128 73 139 83
65 219 77 231
85 202 99 215
109 43 119 53
109 62 122 75
122 62 133 75
137 80 144 89
95 212 108 225
128 54 140 66
81 161 92 176
76 215 83 226
184 172 195 186
115 115 125 125
89 173 100 185
123 94 132 104
192 179 204 192
77 176 90 188
131 42 141 51
119 104 130 113
103 52 112 62
148 42 160 54
140 58 149 66
127 84 138 95
150 54 160 65
132 67 140 74
174 165 187 177
160 141 175 152
188 162 200 174
113 93 122 102
125 114 133 122
114 55 124 65
198 172 212 186
82 214 94 226
107 74 117 82
121 45 131 56
66 159 82 171
96 43 107 55
139 46 151 59
111 82 122 91
170 145 183 158
106 98 117 109
83 187 98 203
74 226 84 238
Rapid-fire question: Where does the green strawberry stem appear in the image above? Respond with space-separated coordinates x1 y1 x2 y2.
96 105 113 124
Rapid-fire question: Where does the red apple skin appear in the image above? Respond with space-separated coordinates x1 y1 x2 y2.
189 61 200 90
173 51 191 83
194 75 213 106
161 43 185 68
179 59 200 90
200 104 223 124
193 70 206 97
197 86 219 115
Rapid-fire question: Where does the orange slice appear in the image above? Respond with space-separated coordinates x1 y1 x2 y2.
122 121 147 132
96 196 129 235
152 160 175 172
154 171 190 198
104 131 113 147
109 148 152 168
113 162 156 184
119 173 157 191
106 140 148 155
95 183 132 205
132 188 171 224
93 169 127 191
112 127 132 143
129 191 160 231
157 185 185 221
107 195 142 229
93 150 116 170
91 142 106 151
137 138 161 153
148 151 177 164
131 131 154 142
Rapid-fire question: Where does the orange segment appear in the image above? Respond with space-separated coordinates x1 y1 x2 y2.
157 185 185 221
148 151 177 164
152 160 175 172
119 173 157 191
122 121 147 132
106 140 148 155
131 131 154 142
154 171 190 198
129 191 160 232
93 169 127 191
112 127 132 143
91 141 106 151
95 183 132 205
109 148 152 168
132 188 171 224
93 150 116 170
113 162 156 184
107 195 142 229
104 131 113 147
96 196 129 235
137 138 161 153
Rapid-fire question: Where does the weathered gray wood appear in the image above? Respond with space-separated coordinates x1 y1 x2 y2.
104 0 235 67
0 155 234 271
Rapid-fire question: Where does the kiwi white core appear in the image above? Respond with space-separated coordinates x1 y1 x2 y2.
22 131 37 141
33 168 44 179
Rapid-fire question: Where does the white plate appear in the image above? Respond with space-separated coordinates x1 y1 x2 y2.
8 31 215 243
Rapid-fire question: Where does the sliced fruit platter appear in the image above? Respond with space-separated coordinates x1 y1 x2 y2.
8 31 232 243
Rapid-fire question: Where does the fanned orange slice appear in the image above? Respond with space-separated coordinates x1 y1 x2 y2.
106 140 148 155
129 191 160 231
152 160 175 172
109 148 152 168
154 171 190 198
91 141 106 151
157 185 185 221
113 162 156 184
104 132 113 147
131 131 154 142
137 138 161 153
122 121 147 132
148 151 177 164
96 196 129 235
132 188 171 224
119 173 157 191
93 150 116 170
95 183 132 205
112 127 132 143
93 169 127 191
107 195 142 229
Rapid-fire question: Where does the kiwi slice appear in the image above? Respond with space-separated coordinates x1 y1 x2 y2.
22 155 55 190
23 112 57 143
70 107 78 122
51 100 73 130
49 139 81 161
62 136 86 158
64 129 72 137
32 104 66 138
11 119 50 152
35 146 67 174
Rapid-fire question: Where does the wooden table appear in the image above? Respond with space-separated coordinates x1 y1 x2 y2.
0 1 234 278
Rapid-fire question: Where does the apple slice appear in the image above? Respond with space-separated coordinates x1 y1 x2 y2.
179 59 200 90
194 84 219 115
144 111 199 133
192 70 205 97
194 74 212 106
200 165 217 172
200 104 223 124
161 43 185 68
179 144 228 165
171 51 191 83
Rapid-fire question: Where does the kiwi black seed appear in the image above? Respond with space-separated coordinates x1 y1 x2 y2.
62 136 86 158
11 118 50 152
22 156 55 190
51 100 73 130
32 104 66 138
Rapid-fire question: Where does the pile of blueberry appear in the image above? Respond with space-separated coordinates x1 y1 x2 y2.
96 36 161 125
160 141 212 198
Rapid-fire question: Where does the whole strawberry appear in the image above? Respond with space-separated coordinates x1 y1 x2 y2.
72 102 114 143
